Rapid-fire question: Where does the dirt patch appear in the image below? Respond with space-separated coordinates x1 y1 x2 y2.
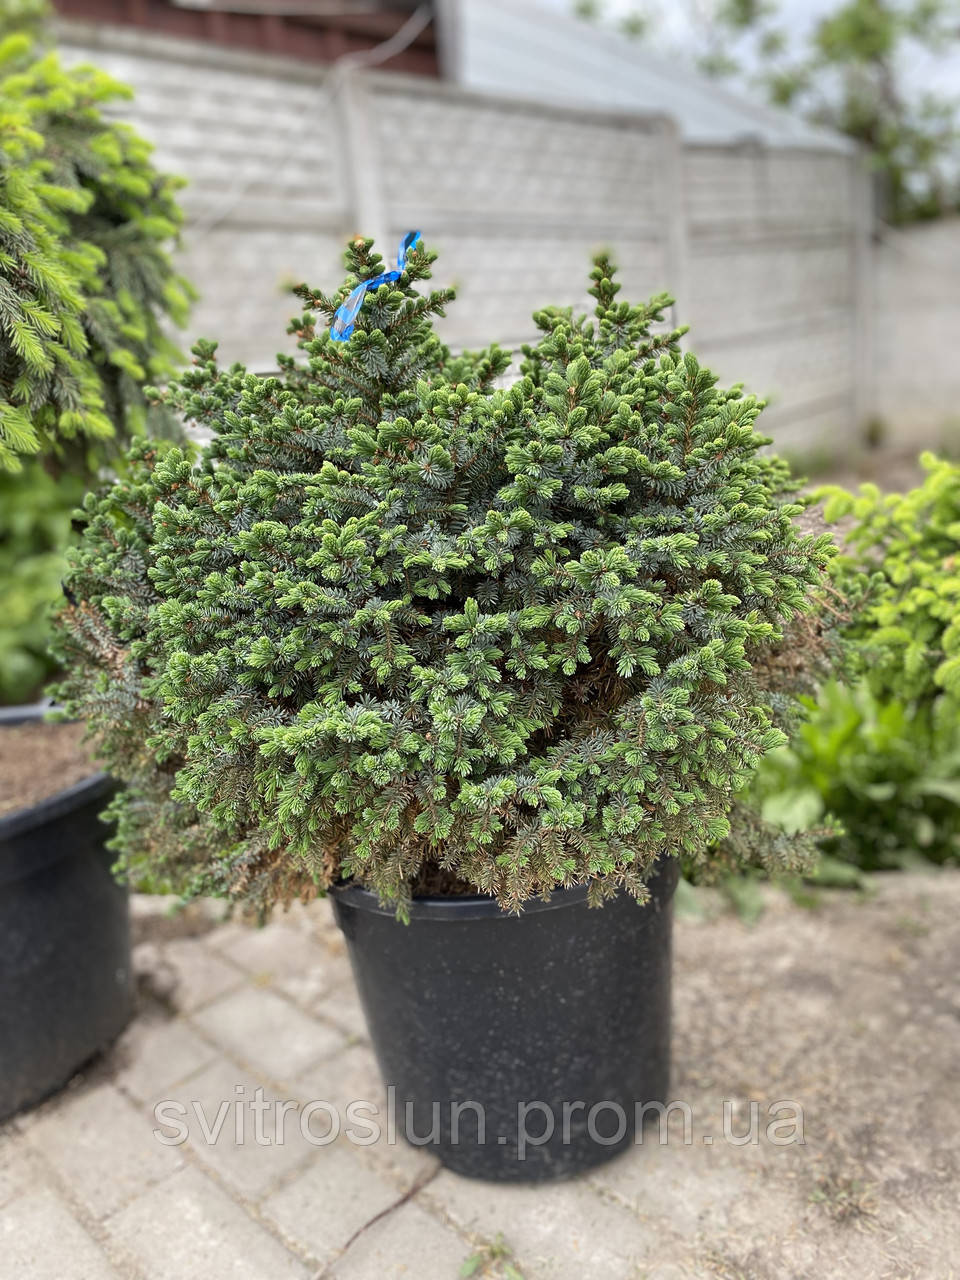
0 720 99 816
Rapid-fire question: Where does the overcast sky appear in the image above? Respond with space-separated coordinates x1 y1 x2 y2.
539 0 960 97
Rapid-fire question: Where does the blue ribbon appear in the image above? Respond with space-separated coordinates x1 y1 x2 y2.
330 231 422 342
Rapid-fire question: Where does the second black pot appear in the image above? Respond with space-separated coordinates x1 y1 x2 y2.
331 856 679 1182
0 706 131 1122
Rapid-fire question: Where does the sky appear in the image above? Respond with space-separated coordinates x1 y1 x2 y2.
539 0 960 97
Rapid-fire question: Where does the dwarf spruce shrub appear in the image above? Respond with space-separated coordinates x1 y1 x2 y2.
53 238 836 913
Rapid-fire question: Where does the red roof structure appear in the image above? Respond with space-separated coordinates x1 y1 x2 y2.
51 0 439 73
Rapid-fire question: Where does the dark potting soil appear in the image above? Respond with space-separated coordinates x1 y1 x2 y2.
409 860 488 898
0 720 99 816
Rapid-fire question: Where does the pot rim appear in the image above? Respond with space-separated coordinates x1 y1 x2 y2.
331 879 593 921
0 770 114 845
0 701 111 844
331 857 679 922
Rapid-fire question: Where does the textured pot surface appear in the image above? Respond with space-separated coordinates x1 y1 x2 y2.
0 708 130 1122
332 857 679 1181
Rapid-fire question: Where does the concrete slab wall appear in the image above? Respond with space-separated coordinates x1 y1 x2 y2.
60 21 872 454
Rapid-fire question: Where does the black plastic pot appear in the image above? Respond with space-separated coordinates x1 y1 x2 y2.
331 856 679 1181
0 704 131 1122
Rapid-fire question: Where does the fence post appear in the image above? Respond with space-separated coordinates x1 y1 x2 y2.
852 152 875 438
661 116 689 340
335 68 388 250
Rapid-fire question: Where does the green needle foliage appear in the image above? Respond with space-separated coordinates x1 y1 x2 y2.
0 15 191 702
0 462 85 702
52 238 836 915
0 29 192 470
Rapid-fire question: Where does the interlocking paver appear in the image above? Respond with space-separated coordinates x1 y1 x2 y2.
328 1200 466 1279
24 1083 183 1220
0 1187 119 1279
105 1165 310 1279
199 984 345 1082
158 1057 322 1198
262 1139 402 1267
113 1015 218 1103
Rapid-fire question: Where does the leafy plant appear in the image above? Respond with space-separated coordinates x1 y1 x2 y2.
749 453 960 870
52 238 836 915
754 679 960 869
460 1233 525 1279
821 453 960 701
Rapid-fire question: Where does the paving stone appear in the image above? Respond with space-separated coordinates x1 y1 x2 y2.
199 985 345 1082
272 962 343 1013
299 895 341 942
129 895 229 945
275 948 356 1016
312 986 370 1043
261 1140 401 1265
0 1127 40 1210
25 1083 183 1220
113 1016 218 1103
294 1043 385 1117
129 892 182 921
158 1058 321 1198
163 937 245 1012
106 1165 310 1279
294 1043 385 1115
328 1200 466 1279
0 1187 118 1279
419 1169 661 1280
293 1046 440 1192
589 1129 777 1241
220 921 339 988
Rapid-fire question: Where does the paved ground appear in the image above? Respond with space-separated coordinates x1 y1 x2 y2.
2 869 959 1280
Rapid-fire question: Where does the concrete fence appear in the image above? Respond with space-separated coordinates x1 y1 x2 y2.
61 21 873 453
873 219 960 449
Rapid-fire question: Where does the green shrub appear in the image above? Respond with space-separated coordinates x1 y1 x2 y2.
750 453 960 870
820 453 960 702
0 462 84 702
0 23 191 703
0 33 191 469
52 239 836 914
753 680 960 870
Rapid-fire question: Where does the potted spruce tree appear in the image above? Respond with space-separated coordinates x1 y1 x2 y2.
0 25 190 1120
52 236 835 1178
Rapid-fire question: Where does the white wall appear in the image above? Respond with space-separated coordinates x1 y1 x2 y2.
60 21 872 454
873 220 960 446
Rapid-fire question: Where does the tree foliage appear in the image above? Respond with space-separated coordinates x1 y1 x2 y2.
758 0 959 222
0 14 191 703
52 239 836 915
0 29 192 470
750 453 960 869
574 0 960 223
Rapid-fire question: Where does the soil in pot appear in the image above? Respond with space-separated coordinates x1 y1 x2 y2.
0 719 97 815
